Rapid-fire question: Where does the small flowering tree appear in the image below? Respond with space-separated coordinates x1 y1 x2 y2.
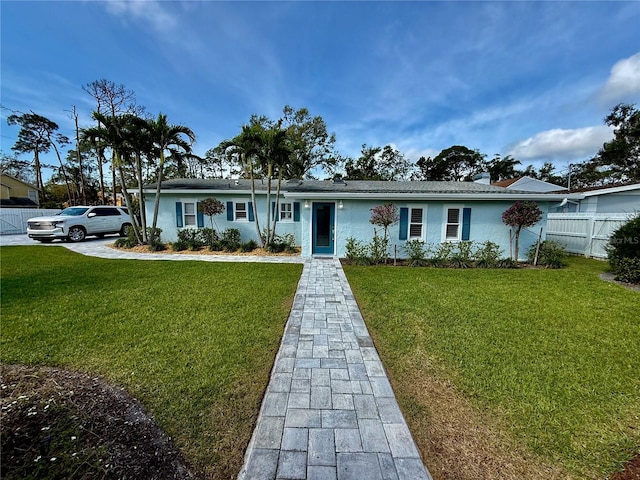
502 201 543 261
370 203 399 264
199 197 225 231
370 203 399 241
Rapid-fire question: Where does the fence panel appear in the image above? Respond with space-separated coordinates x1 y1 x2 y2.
0 208 61 235
546 213 629 258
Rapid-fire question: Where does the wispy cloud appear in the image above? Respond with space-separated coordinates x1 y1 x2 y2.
507 126 613 162
599 52 640 104
103 0 177 31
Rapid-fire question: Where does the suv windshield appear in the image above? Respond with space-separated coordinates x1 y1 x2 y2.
58 207 89 216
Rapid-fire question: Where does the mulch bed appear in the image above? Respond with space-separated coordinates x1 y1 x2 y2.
610 454 640 480
0 364 196 480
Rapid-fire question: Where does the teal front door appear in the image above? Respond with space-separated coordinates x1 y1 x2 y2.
312 202 335 255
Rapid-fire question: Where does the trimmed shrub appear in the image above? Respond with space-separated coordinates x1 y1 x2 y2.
345 237 371 266
220 228 241 252
369 231 389 265
431 242 455 268
528 240 567 269
266 233 297 253
403 240 429 267
240 240 258 253
613 257 640 284
450 241 474 268
474 241 503 268
197 228 218 249
608 214 640 284
172 240 188 251
176 229 203 251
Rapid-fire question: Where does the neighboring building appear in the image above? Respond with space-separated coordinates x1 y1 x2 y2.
0 174 39 207
142 178 580 260
551 183 640 214
492 176 568 193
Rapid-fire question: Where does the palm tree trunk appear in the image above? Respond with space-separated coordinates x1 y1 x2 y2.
271 170 283 238
116 158 142 245
151 151 165 243
135 151 148 243
248 156 263 247
266 163 272 245
97 149 106 205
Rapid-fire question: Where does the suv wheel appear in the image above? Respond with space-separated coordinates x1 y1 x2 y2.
68 226 86 242
120 223 132 237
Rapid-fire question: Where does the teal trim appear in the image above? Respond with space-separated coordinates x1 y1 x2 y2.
175 202 183 228
293 202 300 222
226 202 233 221
399 207 408 240
196 203 204 228
462 207 471 240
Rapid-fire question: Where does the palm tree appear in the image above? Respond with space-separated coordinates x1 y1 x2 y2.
220 123 264 245
147 114 196 242
82 112 143 244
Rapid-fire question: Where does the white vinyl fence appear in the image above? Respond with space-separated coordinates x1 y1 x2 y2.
0 208 61 235
546 213 630 259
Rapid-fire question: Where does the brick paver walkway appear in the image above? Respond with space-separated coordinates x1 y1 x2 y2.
238 258 431 480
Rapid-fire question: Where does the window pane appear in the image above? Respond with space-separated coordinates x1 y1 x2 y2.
185 215 196 226
236 203 246 211
184 203 195 214
409 224 422 237
447 208 459 224
410 208 422 223
446 224 458 239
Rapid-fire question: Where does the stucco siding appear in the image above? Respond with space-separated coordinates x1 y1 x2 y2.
145 193 301 245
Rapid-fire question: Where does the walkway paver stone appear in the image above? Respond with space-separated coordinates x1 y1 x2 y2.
239 258 431 480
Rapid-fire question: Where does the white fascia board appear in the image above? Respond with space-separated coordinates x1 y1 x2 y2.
283 192 584 201
581 184 640 196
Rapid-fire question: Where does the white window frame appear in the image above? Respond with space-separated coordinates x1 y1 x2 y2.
235 201 248 221
408 206 425 240
182 200 197 227
280 202 293 222
442 205 462 242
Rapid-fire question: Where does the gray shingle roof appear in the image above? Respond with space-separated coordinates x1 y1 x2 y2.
148 178 528 194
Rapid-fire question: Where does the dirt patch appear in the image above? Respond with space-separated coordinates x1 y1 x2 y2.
610 454 640 480
0 364 196 480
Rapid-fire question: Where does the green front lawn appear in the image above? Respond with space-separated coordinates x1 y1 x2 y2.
0 246 303 478
344 257 640 479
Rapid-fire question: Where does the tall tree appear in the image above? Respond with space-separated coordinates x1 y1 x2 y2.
0 152 33 183
147 113 196 242
483 154 521 182
6 112 68 202
83 79 139 205
432 145 484 181
592 103 640 183
412 155 450 181
344 144 412 181
281 105 338 178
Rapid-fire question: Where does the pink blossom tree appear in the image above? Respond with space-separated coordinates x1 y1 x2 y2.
502 201 543 261
370 203 399 241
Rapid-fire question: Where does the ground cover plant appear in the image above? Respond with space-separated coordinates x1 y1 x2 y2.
0 246 303 479
344 257 640 480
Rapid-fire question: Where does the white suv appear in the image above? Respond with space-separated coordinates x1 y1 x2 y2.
27 206 133 243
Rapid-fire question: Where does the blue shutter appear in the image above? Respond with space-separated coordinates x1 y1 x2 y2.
462 207 471 241
175 202 183 228
248 202 255 222
293 202 300 222
399 207 408 240
196 202 204 228
226 202 233 221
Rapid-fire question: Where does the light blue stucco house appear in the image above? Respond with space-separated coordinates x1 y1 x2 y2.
142 178 580 260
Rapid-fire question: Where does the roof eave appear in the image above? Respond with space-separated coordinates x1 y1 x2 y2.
283 192 584 201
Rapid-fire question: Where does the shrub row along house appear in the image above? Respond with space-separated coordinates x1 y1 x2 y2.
141 176 584 260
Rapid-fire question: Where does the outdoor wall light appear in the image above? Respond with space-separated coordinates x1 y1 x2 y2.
304 200 309 209
338 200 344 209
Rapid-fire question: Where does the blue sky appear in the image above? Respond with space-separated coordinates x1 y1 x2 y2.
1 1 639 182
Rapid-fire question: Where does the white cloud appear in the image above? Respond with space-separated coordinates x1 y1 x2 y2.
104 0 177 31
600 52 640 104
508 125 613 161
